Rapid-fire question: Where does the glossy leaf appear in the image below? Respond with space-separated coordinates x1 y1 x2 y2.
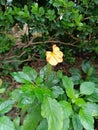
23 66 37 81
11 72 32 83
11 66 37 83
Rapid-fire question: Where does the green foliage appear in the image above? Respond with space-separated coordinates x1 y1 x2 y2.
0 60 98 129
4 62 97 130
0 116 15 130
41 97 63 130
70 61 98 84
0 0 98 129
0 0 97 57
0 100 15 115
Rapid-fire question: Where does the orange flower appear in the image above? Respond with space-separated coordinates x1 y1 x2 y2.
46 44 63 66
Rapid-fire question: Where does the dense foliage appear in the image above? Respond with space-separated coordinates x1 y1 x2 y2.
0 0 98 56
0 61 98 130
0 1 98 129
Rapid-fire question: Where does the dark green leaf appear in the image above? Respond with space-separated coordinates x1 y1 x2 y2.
51 86 64 98
81 61 91 73
72 114 83 130
86 91 98 102
70 68 81 84
36 119 48 130
23 105 42 130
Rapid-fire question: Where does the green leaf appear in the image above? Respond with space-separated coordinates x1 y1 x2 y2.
13 116 21 130
23 105 42 130
75 98 86 107
60 101 72 130
72 114 83 130
70 68 81 84
80 82 95 95
0 116 15 130
86 102 98 116
86 91 98 102
57 70 63 79
0 88 5 93
31 3 38 14
0 100 15 115
41 97 63 130
36 119 48 130
46 9 56 21
79 108 94 130
11 72 32 83
62 76 75 99
81 61 91 73
51 86 64 98
11 66 37 83
40 65 47 79
23 66 37 81
60 101 72 118
34 87 53 102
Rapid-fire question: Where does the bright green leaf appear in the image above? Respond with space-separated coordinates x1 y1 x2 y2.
0 116 15 130
11 72 32 83
62 76 75 99
75 98 86 107
60 101 72 130
79 108 94 130
0 100 15 115
23 66 37 81
60 101 72 118
41 97 63 130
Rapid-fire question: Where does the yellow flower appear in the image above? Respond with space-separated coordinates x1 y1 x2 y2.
46 44 63 66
